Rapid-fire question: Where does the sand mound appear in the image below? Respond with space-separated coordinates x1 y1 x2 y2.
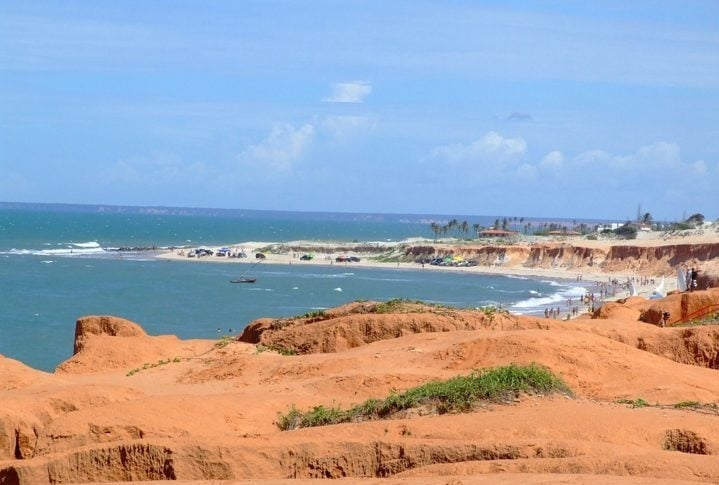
0 355 55 391
238 300 527 353
3 294 719 484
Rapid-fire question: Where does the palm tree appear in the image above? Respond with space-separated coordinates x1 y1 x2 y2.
473 223 480 238
460 221 469 239
430 222 440 240
447 218 458 238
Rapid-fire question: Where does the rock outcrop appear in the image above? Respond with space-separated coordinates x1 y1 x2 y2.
56 315 191 374
3 294 719 484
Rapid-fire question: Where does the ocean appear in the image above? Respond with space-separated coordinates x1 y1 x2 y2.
1 204 593 372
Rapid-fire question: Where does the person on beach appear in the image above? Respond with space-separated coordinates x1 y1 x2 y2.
690 267 698 291
661 311 670 328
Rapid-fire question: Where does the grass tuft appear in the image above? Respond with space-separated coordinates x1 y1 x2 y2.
674 400 701 409
617 398 650 408
373 298 413 313
276 363 570 430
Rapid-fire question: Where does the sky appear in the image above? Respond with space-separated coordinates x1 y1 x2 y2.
1 0 718 221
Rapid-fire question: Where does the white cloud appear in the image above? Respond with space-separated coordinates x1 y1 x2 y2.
322 81 372 103
569 142 681 172
634 141 680 167
428 131 527 165
237 123 315 172
540 150 564 170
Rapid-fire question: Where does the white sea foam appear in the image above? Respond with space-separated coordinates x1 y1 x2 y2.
505 274 529 280
4 240 107 257
512 295 564 309
511 284 587 312
71 241 101 248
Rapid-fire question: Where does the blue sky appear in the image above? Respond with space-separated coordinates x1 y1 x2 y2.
1 1 718 221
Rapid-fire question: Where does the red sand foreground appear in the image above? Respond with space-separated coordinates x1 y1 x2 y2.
2 289 719 484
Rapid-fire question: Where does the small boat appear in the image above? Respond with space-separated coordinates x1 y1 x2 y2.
230 277 256 284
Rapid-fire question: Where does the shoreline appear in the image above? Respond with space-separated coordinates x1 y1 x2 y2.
149 225 719 319
154 238 678 301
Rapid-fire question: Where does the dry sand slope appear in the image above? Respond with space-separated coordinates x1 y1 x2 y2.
2 291 719 485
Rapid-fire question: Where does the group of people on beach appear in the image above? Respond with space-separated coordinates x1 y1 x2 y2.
544 291 603 320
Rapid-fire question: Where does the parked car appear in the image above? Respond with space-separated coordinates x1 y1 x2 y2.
188 248 213 257
255 252 266 259
300 254 313 260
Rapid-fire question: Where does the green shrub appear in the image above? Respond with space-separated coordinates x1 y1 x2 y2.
674 401 701 409
617 398 649 408
276 363 571 430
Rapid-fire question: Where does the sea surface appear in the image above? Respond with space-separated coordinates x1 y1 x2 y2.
1 204 596 372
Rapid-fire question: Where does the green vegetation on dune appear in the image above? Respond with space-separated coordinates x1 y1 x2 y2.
617 398 718 414
673 311 719 327
277 363 571 430
372 298 427 314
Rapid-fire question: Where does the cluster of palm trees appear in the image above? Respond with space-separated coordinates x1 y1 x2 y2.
429 219 477 239
429 217 593 240
429 217 525 240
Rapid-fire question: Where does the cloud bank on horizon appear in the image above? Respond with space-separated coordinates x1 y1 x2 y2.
1 1 718 221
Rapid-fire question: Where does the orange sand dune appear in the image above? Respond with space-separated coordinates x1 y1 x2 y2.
2 291 719 484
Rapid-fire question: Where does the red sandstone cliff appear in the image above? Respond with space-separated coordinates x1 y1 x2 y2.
3 294 719 484
407 241 719 282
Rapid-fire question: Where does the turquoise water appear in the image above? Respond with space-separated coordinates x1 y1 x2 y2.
1 204 590 371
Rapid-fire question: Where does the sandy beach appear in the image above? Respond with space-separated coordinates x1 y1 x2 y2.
156 224 719 297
